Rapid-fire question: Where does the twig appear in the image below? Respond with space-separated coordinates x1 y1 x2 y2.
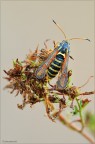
80 91 95 96
78 76 94 89
58 114 95 144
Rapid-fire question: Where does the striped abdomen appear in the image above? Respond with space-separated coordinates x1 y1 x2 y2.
47 52 65 78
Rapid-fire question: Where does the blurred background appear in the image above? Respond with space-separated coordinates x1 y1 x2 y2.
1 1 94 143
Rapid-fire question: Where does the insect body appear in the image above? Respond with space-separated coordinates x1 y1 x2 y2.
47 41 70 79
36 41 70 90
36 19 90 90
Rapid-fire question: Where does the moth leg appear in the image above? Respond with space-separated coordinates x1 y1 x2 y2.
69 55 74 60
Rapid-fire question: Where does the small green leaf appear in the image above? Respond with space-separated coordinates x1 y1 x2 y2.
17 60 22 66
73 105 79 115
13 59 22 67
53 93 60 99
38 83 42 88
13 60 16 67
21 73 27 81
66 77 71 88
79 99 82 109
30 60 36 66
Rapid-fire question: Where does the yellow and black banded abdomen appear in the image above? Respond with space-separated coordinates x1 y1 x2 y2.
47 53 65 78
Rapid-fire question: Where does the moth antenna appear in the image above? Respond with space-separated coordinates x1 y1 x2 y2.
52 19 67 40
67 38 90 42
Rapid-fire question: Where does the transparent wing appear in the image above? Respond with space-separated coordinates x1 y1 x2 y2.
56 52 69 90
36 47 59 79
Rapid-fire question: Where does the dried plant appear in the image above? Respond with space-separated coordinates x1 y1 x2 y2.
4 41 95 144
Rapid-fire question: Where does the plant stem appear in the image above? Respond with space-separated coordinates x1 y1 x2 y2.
76 98 84 129
58 114 95 144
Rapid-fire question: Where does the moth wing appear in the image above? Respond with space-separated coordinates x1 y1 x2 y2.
56 52 69 90
36 47 59 79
